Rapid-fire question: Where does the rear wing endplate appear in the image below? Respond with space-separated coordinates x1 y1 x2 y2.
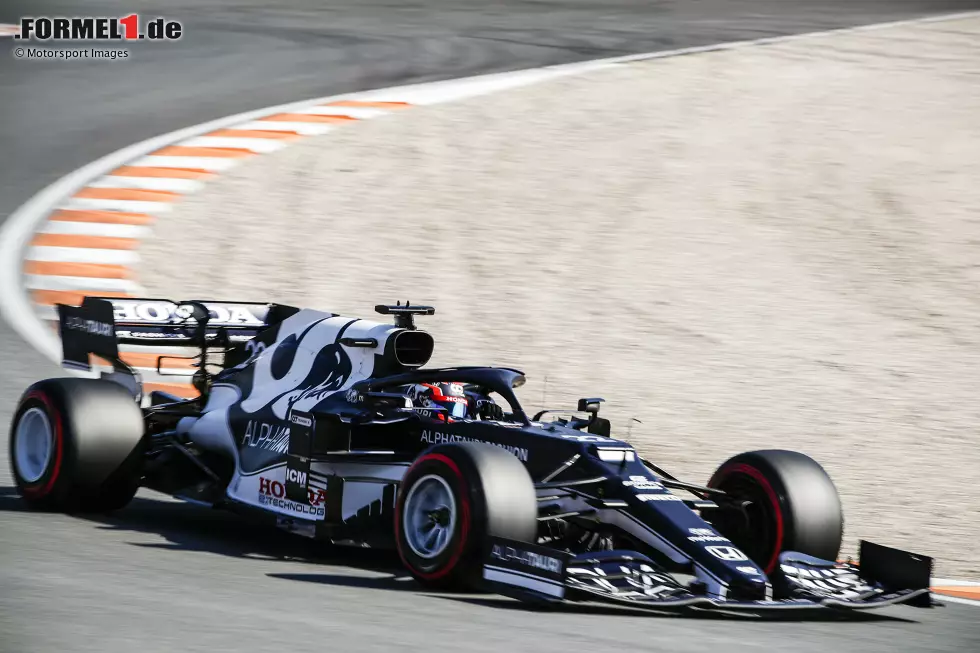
58 297 120 373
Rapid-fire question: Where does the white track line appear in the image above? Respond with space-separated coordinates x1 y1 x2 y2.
935 595 980 607
62 198 174 213
40 221 152 238
130 156 242 171
294 106 389 118
933 577 980 586
25 246 140 265
24 275 143 293
89 176 205 192
236 121 336 135
179 136 288 154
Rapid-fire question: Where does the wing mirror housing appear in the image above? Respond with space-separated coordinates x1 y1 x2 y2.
578 397 604 415
577 397 611 437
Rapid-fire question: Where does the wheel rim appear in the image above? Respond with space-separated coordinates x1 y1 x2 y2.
14 407 54 483
712 471 780 572
402 474 457 559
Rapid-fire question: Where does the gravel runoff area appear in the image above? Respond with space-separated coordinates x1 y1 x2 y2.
140 16 980 577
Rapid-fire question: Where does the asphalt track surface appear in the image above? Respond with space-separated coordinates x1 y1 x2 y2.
2 1 980 651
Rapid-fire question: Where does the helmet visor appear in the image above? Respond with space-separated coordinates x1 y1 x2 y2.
435 397 468 419
449 400 468 419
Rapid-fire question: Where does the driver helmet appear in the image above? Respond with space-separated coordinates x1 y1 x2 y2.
411 382 470 421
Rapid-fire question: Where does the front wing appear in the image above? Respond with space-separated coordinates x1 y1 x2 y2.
482 538 934 614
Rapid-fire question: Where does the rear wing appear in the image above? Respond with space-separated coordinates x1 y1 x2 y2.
57 296 299 373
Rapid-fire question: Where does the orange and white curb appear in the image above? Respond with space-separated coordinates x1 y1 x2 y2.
928 578 980 605
2 10 980 599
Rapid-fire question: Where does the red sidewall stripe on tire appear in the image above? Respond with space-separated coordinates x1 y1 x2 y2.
19 391 64 498
719 462 785 574
395 453 472 581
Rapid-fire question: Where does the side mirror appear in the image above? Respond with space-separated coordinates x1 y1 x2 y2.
577 397 604 415
577 398 609 436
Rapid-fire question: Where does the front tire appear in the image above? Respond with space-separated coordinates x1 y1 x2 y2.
10 378 146 512
707 449 843 573
395 442 538 590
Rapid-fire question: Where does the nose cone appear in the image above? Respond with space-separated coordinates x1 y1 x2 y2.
729 572 769 601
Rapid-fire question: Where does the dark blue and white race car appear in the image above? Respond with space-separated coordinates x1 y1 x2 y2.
8 297 934 613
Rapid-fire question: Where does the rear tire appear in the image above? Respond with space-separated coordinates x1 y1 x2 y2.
707 449 843 573
9 378 146 512
395 442 538 590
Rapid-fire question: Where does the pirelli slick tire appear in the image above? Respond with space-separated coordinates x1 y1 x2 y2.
708 449 843 574
9 378 146 512
395 442 538 591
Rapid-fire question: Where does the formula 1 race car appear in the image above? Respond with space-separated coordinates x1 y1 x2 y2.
9 297 935 614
